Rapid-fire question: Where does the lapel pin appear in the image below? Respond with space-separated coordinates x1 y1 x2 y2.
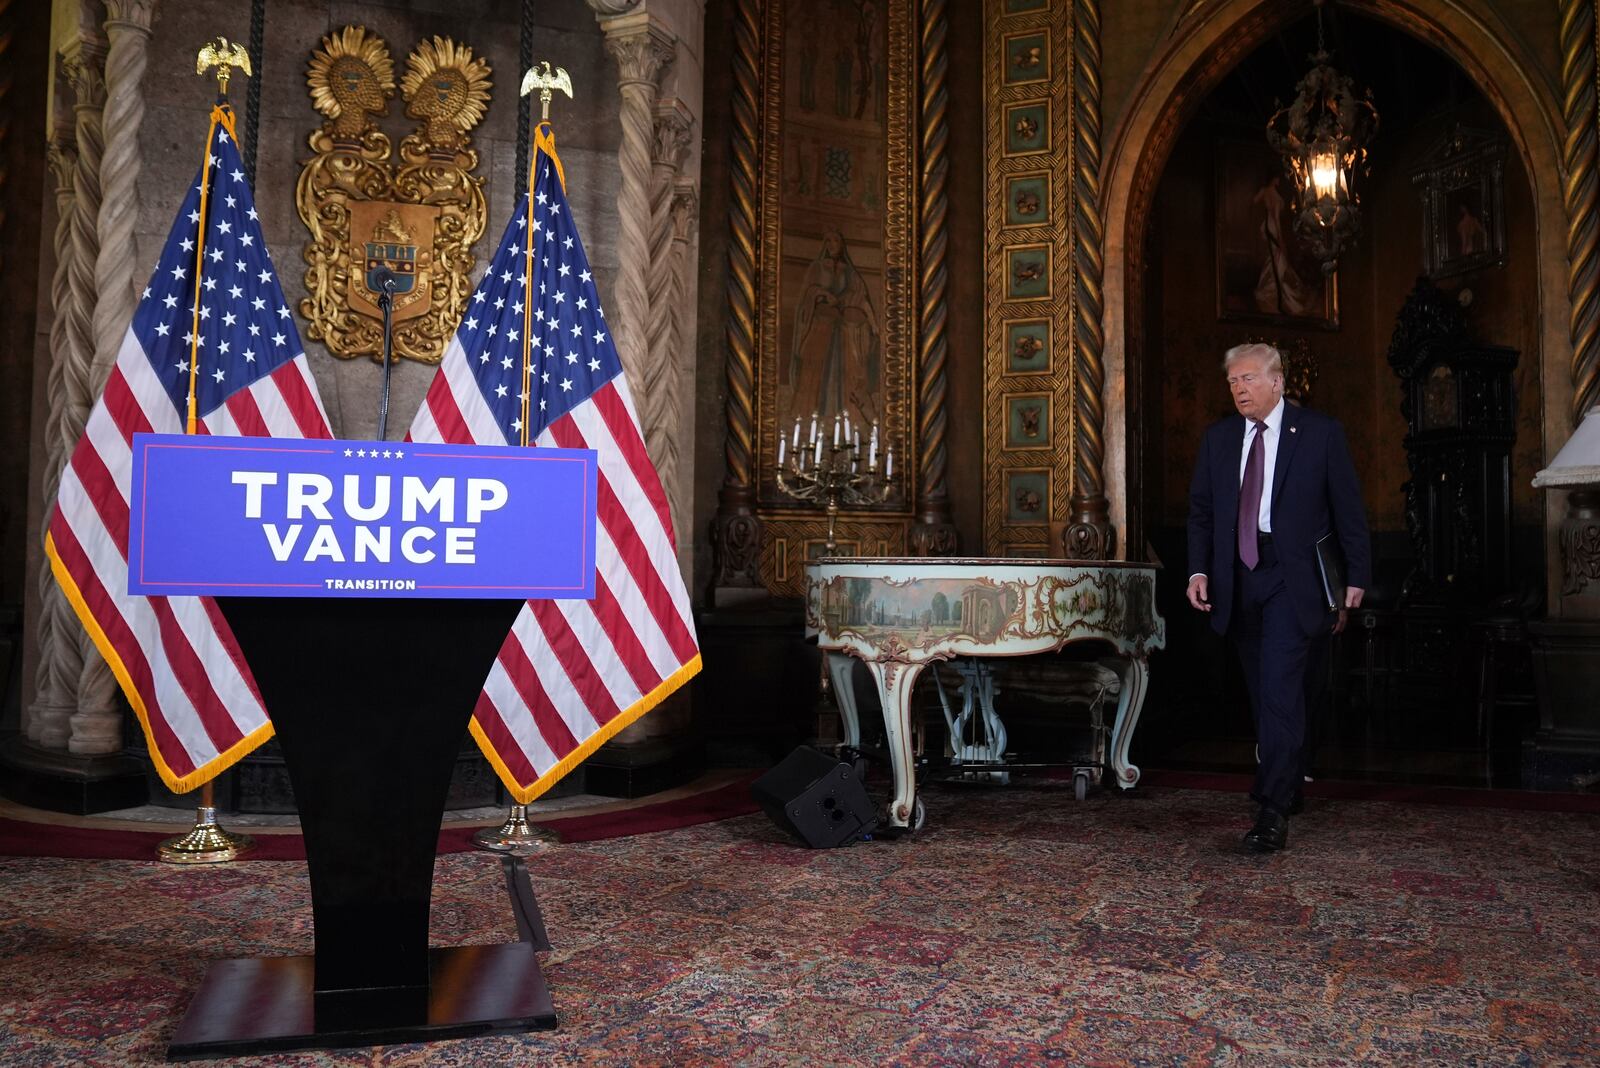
1290 426 1297 433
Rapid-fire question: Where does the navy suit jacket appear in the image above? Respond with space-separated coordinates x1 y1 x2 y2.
1187 404 1372 637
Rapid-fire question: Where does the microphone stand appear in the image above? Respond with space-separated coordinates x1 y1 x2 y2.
376 276 396 439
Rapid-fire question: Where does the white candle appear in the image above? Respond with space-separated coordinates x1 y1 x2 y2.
833 415 840 446
844 412 852 442
778 436 786 466
809 412 817 444
814 435 823 465
869 438 877 469
870 421 879 448
885 447 893 478
791 418 800 449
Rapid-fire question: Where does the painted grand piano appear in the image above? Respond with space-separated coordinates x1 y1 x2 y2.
804 558 1166 830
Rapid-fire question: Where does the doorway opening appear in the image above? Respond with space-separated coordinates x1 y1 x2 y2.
1131 9 1545 788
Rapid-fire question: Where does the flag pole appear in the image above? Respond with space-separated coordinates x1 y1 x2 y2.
473 62 575 856
158 38 258 866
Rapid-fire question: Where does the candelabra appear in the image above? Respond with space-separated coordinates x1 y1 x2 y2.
776 411 895 556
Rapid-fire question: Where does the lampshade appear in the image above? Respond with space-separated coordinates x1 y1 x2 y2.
1533 406 1600 487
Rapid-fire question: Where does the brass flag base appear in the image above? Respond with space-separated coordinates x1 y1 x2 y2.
158 802 253 864
473 804 560 853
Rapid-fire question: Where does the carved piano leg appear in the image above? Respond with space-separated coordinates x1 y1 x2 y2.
826 652 863 750
868 659 925 829
1108 655 1151 789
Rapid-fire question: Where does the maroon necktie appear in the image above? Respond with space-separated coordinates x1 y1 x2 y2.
1238 420 1267 570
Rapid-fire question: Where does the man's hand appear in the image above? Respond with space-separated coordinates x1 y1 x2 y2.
1187 574 1210 612
1332 608 1349 635
1344 586 1364 610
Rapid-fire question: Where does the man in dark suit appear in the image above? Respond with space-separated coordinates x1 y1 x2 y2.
1186 343 1371 852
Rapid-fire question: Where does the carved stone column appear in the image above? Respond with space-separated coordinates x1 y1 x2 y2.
640 99 694 540
666 177 698 534
599 13 675 405
57 40 108 754
91 0 155 392
27 132 82 749
708 0 765 600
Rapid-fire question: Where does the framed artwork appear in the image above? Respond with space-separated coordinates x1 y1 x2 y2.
1004 317 1051 374
1004 468 1051 525
1005 244 1052 301
1215 140 1338 330
1004 172 1051 227
1004 392 1052 450
1003 102 1050 156
1003 31 1049 85
1415 125 1506 279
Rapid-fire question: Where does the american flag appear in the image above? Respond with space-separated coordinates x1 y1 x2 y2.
46 107 332 793
409 125 700 803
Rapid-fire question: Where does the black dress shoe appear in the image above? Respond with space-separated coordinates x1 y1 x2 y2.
1243 808 1288 853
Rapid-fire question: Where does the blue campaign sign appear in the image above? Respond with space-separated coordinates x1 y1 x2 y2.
127 433 597 599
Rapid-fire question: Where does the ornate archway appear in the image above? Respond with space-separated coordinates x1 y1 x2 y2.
1101 0 1570 564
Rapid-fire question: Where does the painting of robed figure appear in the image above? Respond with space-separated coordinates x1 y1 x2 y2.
783 229 882 426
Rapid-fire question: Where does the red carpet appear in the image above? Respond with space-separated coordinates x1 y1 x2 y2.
2 780 1596 1065
0 774 760 861
1141 768 1600 813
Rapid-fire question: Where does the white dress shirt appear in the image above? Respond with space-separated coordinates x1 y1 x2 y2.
1190 395 1285 582
1240 396 1286 535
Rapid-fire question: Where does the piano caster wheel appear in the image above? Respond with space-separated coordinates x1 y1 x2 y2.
910 796 926 832
1073 771 1090 802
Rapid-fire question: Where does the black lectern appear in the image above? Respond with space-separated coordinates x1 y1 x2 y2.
167 597 555 1060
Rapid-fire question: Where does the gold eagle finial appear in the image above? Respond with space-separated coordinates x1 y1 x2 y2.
196 37 253 97
519 61 573 122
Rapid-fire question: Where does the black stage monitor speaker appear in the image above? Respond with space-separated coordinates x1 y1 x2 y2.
751 746 877 848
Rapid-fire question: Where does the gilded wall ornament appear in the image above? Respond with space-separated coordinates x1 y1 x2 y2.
297 28 491 365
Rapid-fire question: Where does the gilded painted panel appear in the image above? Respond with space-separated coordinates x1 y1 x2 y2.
983 0 1076 554
756 0 916 595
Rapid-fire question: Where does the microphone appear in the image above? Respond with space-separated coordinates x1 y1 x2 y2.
370 266 399 294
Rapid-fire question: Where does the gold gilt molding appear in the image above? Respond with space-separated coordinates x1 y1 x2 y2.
1562 0 1600 420
296 27 491 365
982 0 1074 556
761 513 905 589
911 0 958 556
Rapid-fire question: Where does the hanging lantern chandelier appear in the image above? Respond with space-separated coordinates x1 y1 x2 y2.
1266 2 1379 275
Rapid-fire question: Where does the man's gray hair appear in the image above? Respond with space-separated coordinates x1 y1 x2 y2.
1223 342 1283 376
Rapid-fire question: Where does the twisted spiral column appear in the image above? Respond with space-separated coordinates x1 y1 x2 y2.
28 138 83 749
667 179 699 535
709 0 765 594
92 1 155 393
910 0 957 557
601 18 675 403
642 101 694 535
60 43 121 755
1065 0 1113 560
1562 0 1600 421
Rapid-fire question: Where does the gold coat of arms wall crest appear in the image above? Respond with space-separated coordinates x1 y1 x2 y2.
297 27 491 364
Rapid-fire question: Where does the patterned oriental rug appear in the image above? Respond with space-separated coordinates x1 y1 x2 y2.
1 782 1596 1066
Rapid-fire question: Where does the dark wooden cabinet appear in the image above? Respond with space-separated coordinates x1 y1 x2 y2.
1387 279 1518 605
